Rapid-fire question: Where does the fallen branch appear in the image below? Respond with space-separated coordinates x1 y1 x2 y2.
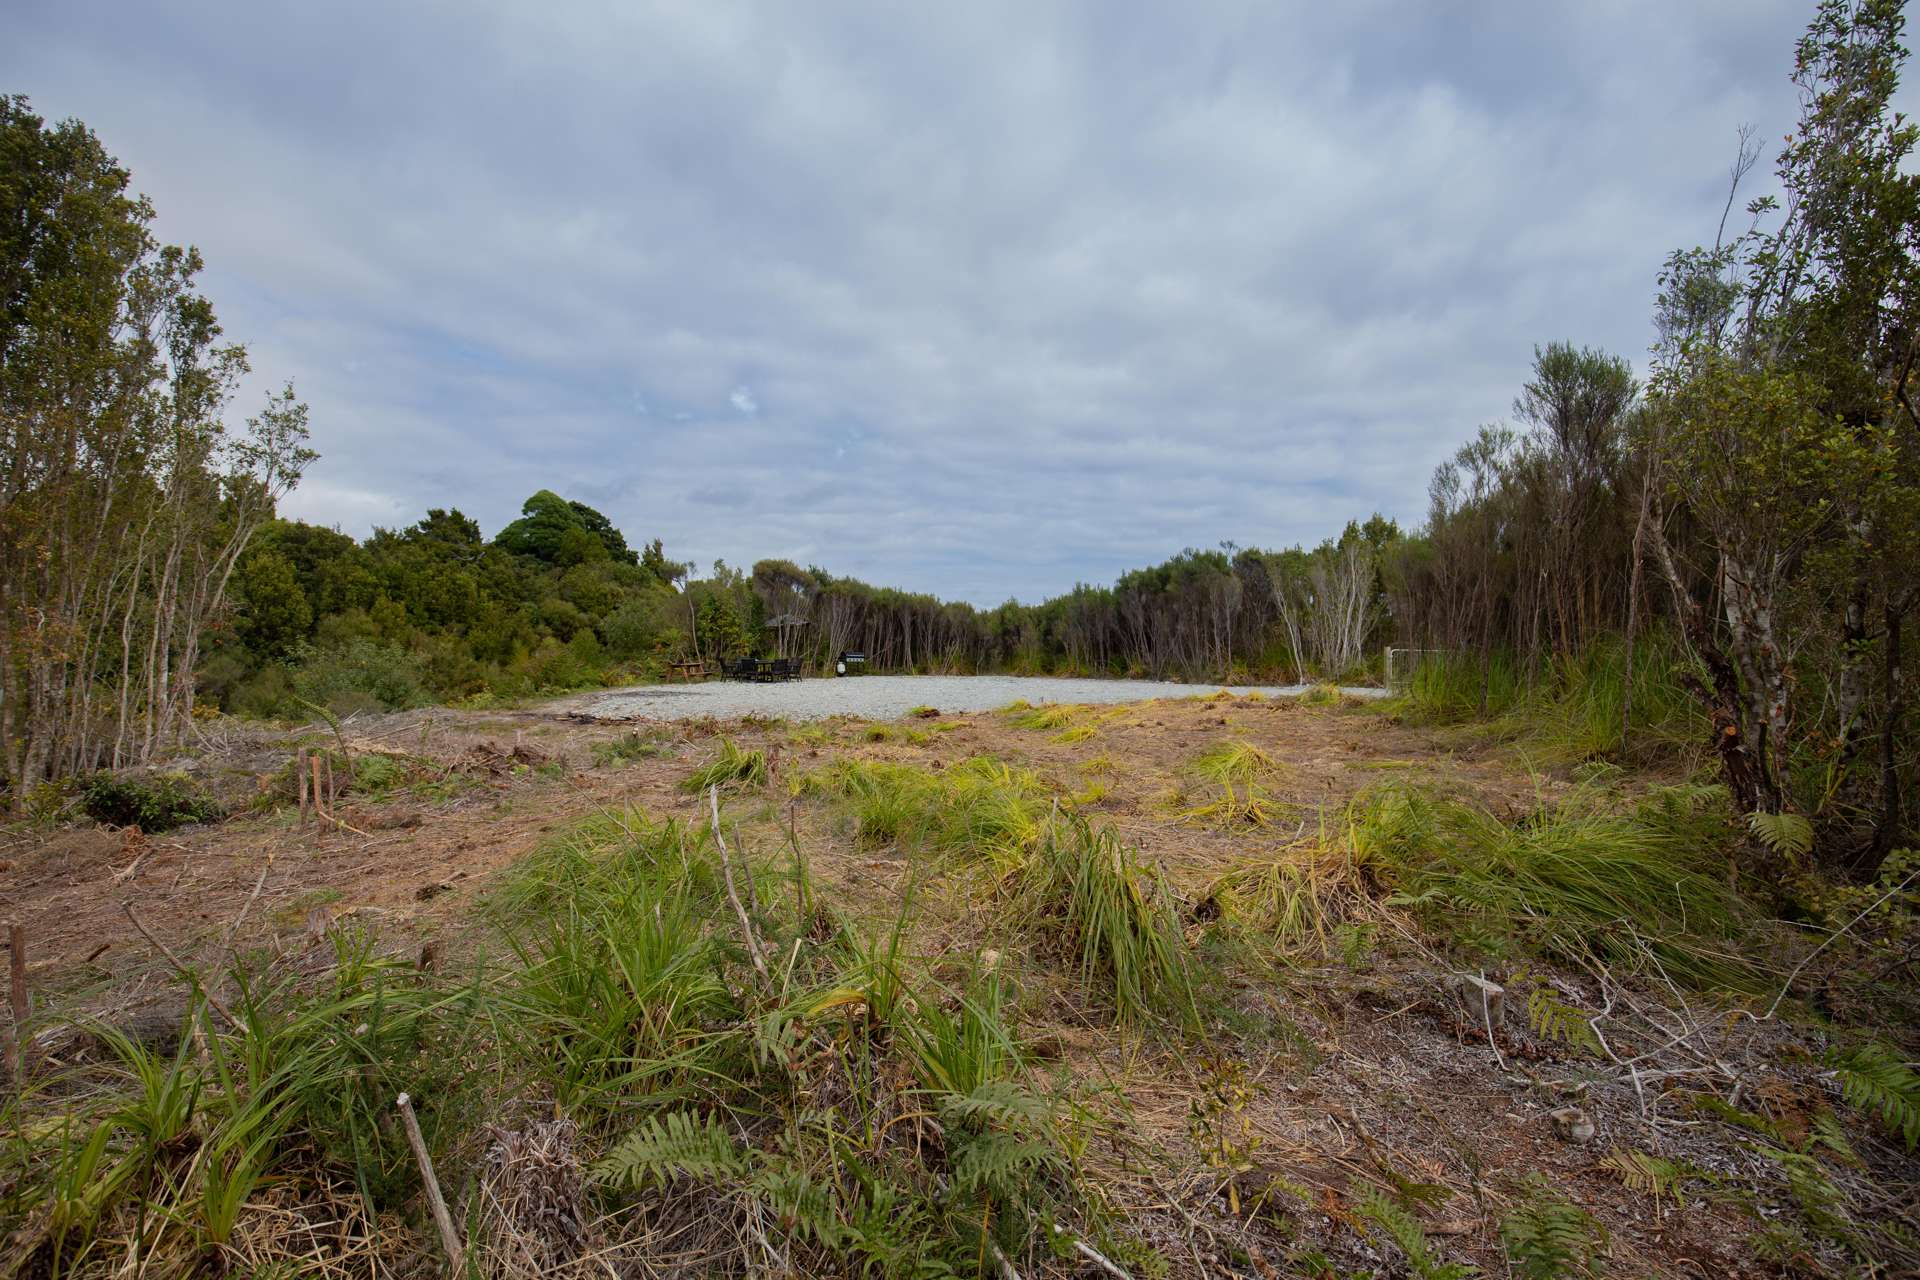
8 924 26 1087
397 1091 464 1274
1761 862 1920 1021
122 903 240 1031
1052 1225 1132 1280
710 785 769 978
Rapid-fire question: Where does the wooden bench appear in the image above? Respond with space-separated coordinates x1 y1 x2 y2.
669 660 708 682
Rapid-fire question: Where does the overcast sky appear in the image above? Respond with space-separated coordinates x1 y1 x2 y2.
5 1 1867 604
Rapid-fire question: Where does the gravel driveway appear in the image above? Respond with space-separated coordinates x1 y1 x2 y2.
577 674 1385 721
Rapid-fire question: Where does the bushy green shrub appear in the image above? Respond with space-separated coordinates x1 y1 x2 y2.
81 772 224 831
291 639 430 714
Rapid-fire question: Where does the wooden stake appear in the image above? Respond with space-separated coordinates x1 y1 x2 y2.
8 924 26 1086
297 753 309 829
396 1092 464 1274
310 753 326 832
323 754 336 815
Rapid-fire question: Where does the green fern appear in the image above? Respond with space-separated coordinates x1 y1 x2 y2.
1826 1041 1920 1151
1355 1190 1480 1280
939 1080 1050 1127
750 1164 848 1247
1746 810 1814 860
1525 986 1602 1055
592 1110 748 1188
1599 1148 1696 1208
1499 1176 1603 1279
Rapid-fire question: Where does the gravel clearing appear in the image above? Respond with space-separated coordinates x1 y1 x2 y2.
577 674 1386 721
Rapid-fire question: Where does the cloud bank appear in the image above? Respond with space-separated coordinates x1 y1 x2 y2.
5 1 1873 603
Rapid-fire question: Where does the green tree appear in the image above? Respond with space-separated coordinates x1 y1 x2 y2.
0 97 312 798
494 490 638 566
1647 0 1920 858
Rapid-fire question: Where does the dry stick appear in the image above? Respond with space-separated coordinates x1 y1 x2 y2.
396 1092 464 1274
8 924 26 1085
1760 862 1920 1022
709 786 769 978
1051 1225 1133 1280
218 858 273 973
122 903 240 1030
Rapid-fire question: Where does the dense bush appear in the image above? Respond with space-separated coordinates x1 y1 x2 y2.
80 772 224 831
290 639 431 715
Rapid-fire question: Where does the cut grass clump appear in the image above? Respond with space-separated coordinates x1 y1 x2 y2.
681 736 769 791
1347 782 1758 988
1050 725 1097 744
1014 810 1196 1026
1180 740 1288 827
1006 704 1076 731
1209 830 1385 957
592 729 674 766
804 756 1050 868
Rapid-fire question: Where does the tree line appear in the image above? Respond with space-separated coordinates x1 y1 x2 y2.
3 0 1915 867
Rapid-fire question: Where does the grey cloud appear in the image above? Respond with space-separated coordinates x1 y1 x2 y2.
5 0 1891 603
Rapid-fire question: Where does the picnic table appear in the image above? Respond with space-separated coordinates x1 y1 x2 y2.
669 660 708 682
722 657 802 682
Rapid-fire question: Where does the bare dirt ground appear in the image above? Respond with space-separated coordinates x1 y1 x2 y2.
5 691 1911 1277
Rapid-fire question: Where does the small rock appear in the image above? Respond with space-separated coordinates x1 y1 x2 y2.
414 881 452 902
1550 1105 1596 1144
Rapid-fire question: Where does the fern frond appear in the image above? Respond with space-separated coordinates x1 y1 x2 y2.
1355 1189 1481 1280
1525 986 1602 1055
1499 1175 1603 1279
592 1110 748 1188
1746 810 1814 859
949 1131 1059 1196
1826 1041 1920 1151
940 1079 1050 1127
1599 1148 1695 1207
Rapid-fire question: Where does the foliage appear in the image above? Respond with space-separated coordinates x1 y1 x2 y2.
1498 1175 1605 1278
804 756 1050 868
0 97 313 803
1015 810 1196 1026
1826 1040 1920 1150
1181 739 1286 827
80 772 223 831
680 736 769 791
1347 782 1759 988
591 729 674 767
1355 1189 1480 1280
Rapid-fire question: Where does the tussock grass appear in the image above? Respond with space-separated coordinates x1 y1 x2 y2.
1014 810 1196 1026
1388 634 1704 764
680 736 769 791
3 800 1100 1277
1209 833 1385 957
